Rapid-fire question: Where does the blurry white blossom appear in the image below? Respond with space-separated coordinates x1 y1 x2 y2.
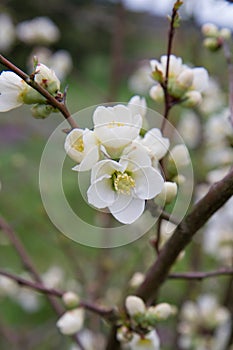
16 17 60 45
129 272 145 288
178 294 231 350
177 111 201 149
0 13 15 52
57 308 84 335
128 62 154 94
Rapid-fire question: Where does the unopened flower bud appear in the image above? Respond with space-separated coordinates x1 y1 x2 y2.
117 326 133 343
156 181 178 204
31 103 55 119
125 295 146 317
149 84 164 102
182 90 202 107
173 174 186 185
148 303 177 320
201 23 218 37
170 145 190 168
35 63 60 94
62 291 80 309
56 308 84 335
219 28 231 40
203 37 220 51
129 272 145 288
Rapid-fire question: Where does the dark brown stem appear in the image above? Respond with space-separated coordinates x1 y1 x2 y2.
136 168 233 301
223 41 233 128
169 268 233 280
161 3 179 133
0 54 78 129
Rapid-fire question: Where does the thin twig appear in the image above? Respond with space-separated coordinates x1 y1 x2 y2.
0 269 118 323
0 54 78 129
161 3 180 132
169 268 233 280
223 41 233 127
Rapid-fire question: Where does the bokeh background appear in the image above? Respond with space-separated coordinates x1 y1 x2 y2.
0 0 232 349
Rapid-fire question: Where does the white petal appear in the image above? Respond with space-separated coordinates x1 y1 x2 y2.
142 128 170 160
109 195 145 224
121 144 152 171
128 95 147 118
0 71 23 90
0 92 23 111
192 67 209 92
72 145 99 172
87 177 115 208
90 159 122 183
134 166 164 199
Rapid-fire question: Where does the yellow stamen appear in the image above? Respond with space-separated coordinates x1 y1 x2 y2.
114 172 135 195
72 137 84 152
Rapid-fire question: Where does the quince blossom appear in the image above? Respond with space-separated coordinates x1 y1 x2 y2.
87 146 164 224
128 330 160 350
150 55 209 107
93 104 142 158
56 308 84 335
65 128 100 171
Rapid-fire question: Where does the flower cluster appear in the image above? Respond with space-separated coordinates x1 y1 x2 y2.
65 97 170 224
150 55 209 107
202 23 231 51
117 295 176 349
0 63 61 118
178 294 231 350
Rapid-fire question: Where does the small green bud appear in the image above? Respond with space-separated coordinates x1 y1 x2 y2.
31 104 56 119
23 88 46 105
62 291 80 309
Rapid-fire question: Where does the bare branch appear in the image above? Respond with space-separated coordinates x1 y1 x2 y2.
169 268 233 280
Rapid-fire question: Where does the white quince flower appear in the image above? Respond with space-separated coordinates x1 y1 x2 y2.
139 128 170 167
0 71 30 111
125 295 146 316
35 63 60 94
128 330 160 350
155 181 177 204
87 146 164 224
65 128 100 172
93 104 142 158
56 308 84 335
150 55 209 106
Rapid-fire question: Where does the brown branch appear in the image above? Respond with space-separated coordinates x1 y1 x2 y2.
169 268 233 280
0 269 117 323
106 168 233 349
161 2 181 132
0 54 78 129
223 41 233 127
136 168 233 301
0 216 63 315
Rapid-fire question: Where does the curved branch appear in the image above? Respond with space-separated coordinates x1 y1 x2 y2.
136 168 233 301
0 54 78 129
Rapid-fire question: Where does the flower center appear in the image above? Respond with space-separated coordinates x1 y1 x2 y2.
72 137 84 152
113 172 135 195
108 121 125 128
